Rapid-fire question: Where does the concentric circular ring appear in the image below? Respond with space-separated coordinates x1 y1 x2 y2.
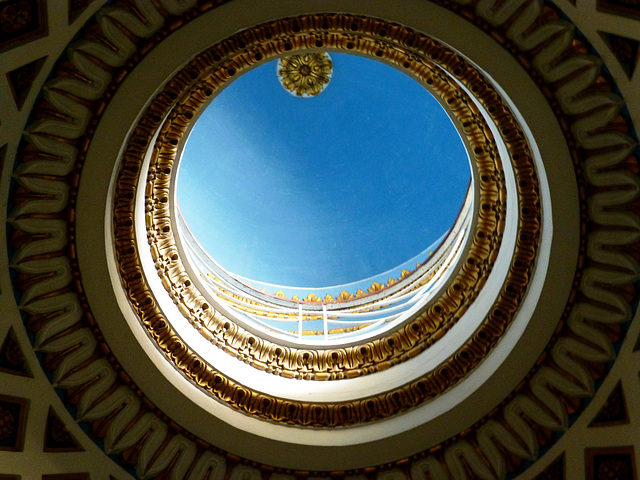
112 14 540 426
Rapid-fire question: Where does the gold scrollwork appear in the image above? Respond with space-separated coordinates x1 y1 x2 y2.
112 14 541 425
0 406 16 440
278 52 332 97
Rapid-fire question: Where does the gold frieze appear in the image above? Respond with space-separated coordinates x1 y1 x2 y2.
110 14 544 425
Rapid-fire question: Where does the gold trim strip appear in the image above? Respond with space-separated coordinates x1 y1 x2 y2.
112 14 540 424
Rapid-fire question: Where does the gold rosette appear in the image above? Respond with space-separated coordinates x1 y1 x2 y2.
277 52 332 97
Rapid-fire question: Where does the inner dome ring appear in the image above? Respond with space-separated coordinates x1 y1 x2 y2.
112 14 541 426
151 25 507 356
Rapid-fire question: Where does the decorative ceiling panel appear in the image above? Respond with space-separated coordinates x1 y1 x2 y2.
5 56 46 110
0 0 47 53
589 381 630 427
586 446 638 480
599 32 640 79
0 327 31 378
0 395 28 452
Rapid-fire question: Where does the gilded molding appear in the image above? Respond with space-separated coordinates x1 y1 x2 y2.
110 14 542 423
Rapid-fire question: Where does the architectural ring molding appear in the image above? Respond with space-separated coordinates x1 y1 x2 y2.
97 5 556 444
121 14 545 390
109 13 546 424
7 0 639 476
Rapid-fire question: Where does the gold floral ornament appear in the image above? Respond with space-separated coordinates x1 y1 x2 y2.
277 52 332 97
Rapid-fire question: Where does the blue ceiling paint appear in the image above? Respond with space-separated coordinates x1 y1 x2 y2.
177 53 470 289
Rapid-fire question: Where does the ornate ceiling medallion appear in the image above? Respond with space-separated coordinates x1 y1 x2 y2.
277 52 333 97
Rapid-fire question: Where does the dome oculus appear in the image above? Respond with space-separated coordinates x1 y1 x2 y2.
176 53 471 300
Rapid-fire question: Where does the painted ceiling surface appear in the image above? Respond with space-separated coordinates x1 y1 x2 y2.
178 53 469 288
0 1 639 480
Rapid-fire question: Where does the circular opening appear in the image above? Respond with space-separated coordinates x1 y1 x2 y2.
176 53 471 302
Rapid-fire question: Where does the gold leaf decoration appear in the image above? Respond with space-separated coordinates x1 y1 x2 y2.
304 293 320 302
337 290 353 301
277 52 332 97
